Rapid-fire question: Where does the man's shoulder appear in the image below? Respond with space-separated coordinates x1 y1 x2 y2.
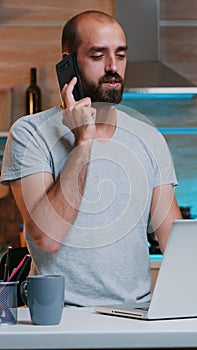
11 105 62 133
116 105 163 140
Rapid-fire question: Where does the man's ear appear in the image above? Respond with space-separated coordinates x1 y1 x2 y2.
62 51 70 59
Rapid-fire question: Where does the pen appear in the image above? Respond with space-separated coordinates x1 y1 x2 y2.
3 246 12 282
7 254 31 283
0 254 31 295
16 255 31 281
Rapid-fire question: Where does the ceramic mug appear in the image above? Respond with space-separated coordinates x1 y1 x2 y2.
20 275 65 325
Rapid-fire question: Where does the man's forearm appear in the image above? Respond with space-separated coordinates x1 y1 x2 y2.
27 141 93 252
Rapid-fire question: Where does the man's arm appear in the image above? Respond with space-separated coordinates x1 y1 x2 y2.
11 78 96 254
11 139 92 253
149 184 182 253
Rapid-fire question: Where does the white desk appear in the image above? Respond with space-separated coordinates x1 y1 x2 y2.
1 306 197 349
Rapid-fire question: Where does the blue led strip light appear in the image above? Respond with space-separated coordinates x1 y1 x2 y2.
122 92 197 99
150 254 163 261
158 127 197 135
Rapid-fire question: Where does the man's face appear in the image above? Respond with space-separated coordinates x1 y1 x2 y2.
78 66 124 104
76 18 127 104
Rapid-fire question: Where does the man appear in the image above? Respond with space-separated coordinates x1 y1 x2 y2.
1 10 182 306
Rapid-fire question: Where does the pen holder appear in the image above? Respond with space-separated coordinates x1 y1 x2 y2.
0 281 19 325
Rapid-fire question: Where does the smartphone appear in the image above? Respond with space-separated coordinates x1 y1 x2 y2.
56 52 84 101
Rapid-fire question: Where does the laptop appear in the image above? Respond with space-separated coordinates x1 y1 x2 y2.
94 219 197 320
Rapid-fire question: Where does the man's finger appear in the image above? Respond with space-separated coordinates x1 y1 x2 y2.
62 77 77 108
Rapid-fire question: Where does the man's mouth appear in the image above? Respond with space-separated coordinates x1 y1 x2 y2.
102 79 122 89
101 73 122 89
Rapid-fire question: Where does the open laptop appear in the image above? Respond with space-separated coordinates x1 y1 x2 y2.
94 219 197 320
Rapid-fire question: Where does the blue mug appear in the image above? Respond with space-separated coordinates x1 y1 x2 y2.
20 275 65 325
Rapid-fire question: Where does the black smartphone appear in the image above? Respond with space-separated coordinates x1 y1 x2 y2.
56 52 84 101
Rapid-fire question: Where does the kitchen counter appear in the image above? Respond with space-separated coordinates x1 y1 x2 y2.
1 306 197 349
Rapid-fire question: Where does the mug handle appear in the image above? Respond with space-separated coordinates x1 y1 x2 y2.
20 281 28 306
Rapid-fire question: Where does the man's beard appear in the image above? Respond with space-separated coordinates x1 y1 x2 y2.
79 72 124 104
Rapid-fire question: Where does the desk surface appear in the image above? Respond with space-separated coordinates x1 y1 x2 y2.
1 307 197 349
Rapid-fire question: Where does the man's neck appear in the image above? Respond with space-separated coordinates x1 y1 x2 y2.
93 104 117 142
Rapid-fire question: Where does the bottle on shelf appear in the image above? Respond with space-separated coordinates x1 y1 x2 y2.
26 67 42 115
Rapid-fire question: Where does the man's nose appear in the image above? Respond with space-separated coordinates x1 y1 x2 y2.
105 55 118 73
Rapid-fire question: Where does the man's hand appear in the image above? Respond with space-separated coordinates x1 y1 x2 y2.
61 77 96 145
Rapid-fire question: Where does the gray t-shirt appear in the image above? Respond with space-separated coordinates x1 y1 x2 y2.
1 105 177 306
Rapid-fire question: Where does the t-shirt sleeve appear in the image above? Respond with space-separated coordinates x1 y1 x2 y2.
1 118 53 185
148 127 178 188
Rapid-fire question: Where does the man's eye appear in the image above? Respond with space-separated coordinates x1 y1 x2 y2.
117 53 126 59
91 55 103 60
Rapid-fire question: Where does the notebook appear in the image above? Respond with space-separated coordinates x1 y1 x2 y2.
94 219 197 320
